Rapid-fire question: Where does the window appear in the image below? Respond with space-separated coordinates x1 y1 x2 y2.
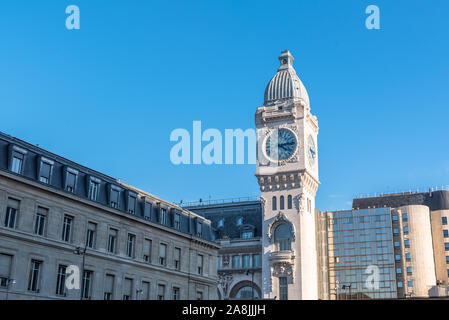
0 254 12 287
444 230 449 238
65 168 78 193
274 223 292 251
359 216 365 223
403 226 409 235
127 194 137 214
445 243 449 251
233 255 240 269
127 234 136 258
407 280 413 287
393 228 399 235
237 217 243 226
236 286 259 299
62 215 73 242
397 281 403 288
174 213 181 230
406 253 411 262
394 241 400 247
197 291 203 300
272 196 277 210
81 270 93 299
287 195 292 209
143 239 152 263
39 159 53 184
108 228 118 253
86 222 97 249
174 248 181 270
88 179 100 201
173 287 180 300
446 256 449 264
196 221 203 237
157 284 165 300
242 231 254 239
28 260 42 292
392 214 398 222
160 208 168 225
5 198 19 229
243 255 251 268
56 265 67 296
443 217 448 225
395 254 401 261
402 213 408 222
123 278 132 300
280 196 284 210
11 155 23 174
279 277 288 300
159 243 167 265
34 207 47 236
253 254 260 268
109 187 120 208
197 254 204 275
141 281 150 300
407 266 412 275
396 268 402 274
404 239 410 248
218 219 224 228
104 274 114 300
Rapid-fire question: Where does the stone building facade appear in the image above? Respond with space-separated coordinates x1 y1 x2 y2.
0 132 219 300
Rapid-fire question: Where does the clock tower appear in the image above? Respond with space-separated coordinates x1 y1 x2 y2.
255 50 320 300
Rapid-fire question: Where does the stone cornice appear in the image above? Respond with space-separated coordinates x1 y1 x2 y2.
255 169 320 196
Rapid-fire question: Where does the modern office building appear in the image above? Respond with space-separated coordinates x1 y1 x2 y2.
0 132 219 300
185 199 262 300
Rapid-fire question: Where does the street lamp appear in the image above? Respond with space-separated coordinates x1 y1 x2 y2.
73 244 87 300
245 269 255 300
5 278 16 300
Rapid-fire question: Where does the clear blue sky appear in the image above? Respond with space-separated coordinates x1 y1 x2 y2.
0 0 448 211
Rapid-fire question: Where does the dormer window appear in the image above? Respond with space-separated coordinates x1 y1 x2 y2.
88 177 101 201
38 157 54 184
11 155 23 174
174 212 181 230
126 191 137 214
218 219 224 228
64 167 79 193
196 221 203 237
237 217 243 226
160 208 168 225
108 184 121 209
9 145 27 175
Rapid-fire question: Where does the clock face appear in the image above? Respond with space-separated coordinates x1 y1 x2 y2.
307 135 316 166
265 128 297 161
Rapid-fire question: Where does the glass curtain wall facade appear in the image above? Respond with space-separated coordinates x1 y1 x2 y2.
327 207 397 299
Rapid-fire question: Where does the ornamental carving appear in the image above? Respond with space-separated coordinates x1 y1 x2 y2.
218 273 233 297
267 212 295 242
272 262 294 278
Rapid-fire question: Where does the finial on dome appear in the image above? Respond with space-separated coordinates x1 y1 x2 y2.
278 50 294 71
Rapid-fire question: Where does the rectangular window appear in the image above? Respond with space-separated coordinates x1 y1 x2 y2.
279 277 288 300
403 226 409 234
392 214 398 221
34 207 47 236
81 270 93 299
402 213 408 222
127 234 136 258
404 239 410 248
104 274 114 300
407 266 412 275
62 215 73 242
143 239 152 263
110 189 120 208
159 243 167 265
174 213 181 230
407 280 413 287
393 228 399 235
0 254 12 287
141 281 150 300
174 248 181 270
394 241 400 247
39 159 54 184
406 253 411 262
173 287 180 300
88 180 100 201
197 254 204 275
4 198 19 229
396 268 402 274
445 243 449 251
397 281 403 288
197 291 203 300
108 228 118 253
253 254 261 268
395 254 401 261
157 284 165 300
123 278 132 300
11 156 23 174
197 221 203 237
444 230 449 238
56 265 67 296
86 222 97 249
233 255 240 269
65 170 77 193
443 217 448 225
28 260 42 292
243 255 251 268
242 231 254 239
160 208 167 225
446 256 449 264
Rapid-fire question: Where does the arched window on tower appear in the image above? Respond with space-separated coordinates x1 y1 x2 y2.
280 196 285 210
287 195 292 209
272 196 277 210
274 223 292 251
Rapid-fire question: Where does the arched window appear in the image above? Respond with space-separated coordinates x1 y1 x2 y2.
272 196 277 210
280 196 285 210
287 195 292 209
274 223 292 251
235 286 260 299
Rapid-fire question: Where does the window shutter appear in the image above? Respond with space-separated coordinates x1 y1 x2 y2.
0 254 12 277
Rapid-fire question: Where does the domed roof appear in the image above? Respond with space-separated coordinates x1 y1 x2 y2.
263 50 310 107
